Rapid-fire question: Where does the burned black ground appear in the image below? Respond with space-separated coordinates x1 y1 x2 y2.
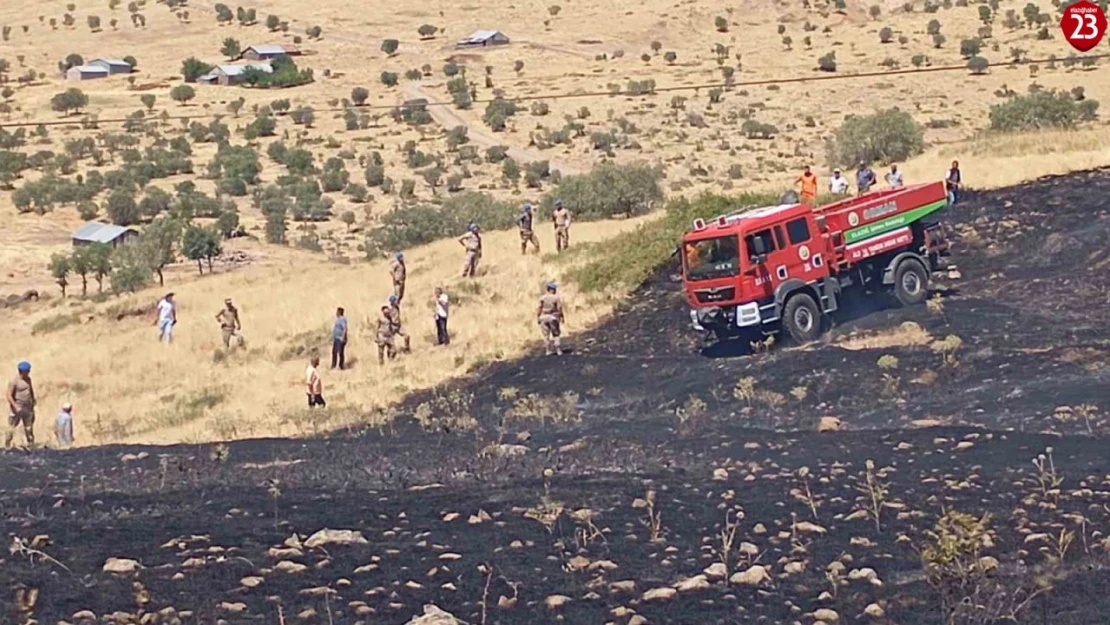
2 170 1110 625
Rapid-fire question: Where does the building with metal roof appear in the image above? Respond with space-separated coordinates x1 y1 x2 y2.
457 30 511 47
71 221 140 248
239 44 301 61
65 65 110 81
198 62 274 85
88 58 133 74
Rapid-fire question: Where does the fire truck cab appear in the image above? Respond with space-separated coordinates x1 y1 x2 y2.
682 182 950 345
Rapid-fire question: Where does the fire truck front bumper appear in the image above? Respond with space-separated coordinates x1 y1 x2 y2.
690 302 762 332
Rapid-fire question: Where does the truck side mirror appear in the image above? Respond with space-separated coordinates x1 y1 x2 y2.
752 237 767 258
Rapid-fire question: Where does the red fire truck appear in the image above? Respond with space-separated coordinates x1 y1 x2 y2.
681 181 951 344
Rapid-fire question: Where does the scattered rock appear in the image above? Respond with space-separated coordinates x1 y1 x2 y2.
818 416 842 432
644 587 678 602
730 565 770 586
405 604 464 625
439 553 462 561
273 561 307 574
497 595 517 609
794 521 827 535
545 594 572 610
813 608 840 622
610 580 637 593
305 529 368 548
442 512 460 522
784 561 806 575
240 576 264 588
588 559 618 572
481 443 529 458
864 603 885 618
712 468 729 481
567 555 591 571
119 452 149 462
628 616 649 625
219 602 247 613
558 438 588 453
955 441 975 451
673 576 709 593
738 541 759 556
102 558 141 574
703 562 727 580
753 523 767 535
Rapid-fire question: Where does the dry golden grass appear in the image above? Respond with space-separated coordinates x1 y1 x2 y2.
835 321 932 351
2 217 649 445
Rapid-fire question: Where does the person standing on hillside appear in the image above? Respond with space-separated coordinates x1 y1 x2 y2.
55 403 74 449
389 252 407 303
885 164 904 189
829 168 849 195
795 166 818 207
387 295 411 353
518 203 540 255
5 361 35 448
536 282 566 356
376 304 397 365
331 307 348 370
552 199 572 253
946 160 962 205
305 356 325 408
856 162 876 195
215 298 241 349
154 292 177 344
459 223 482 278
433 287 450 346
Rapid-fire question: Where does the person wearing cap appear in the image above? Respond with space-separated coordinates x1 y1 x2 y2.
552 199 572 253
829 168 849 195
536 282 566 356
305 356 326 408
5 361 36 448
331 307 348 370
389 252 407 303
154 292 177 344
215 298 242 349
375 304 397 365
885 164 904 189
856 161 876 195
459 223 482 278
518 203 540 255
795 166 818 207
55 403 74 448
387 295 411 354
433 287 450 346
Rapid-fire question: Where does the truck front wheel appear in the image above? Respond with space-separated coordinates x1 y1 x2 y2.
893 258 929 306
782 293 822 344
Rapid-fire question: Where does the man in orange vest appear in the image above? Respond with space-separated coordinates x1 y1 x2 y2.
795 166 818 207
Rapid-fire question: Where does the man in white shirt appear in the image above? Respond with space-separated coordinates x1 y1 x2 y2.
885 164 904 189
829 169 849 195
434 287 450 346
305 356 325 408
154 292 176 343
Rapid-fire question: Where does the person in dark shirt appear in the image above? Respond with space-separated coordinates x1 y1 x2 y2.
946 160 962 205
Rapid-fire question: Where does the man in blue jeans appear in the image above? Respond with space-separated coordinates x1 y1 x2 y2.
946 160 962 205
331 307 348 370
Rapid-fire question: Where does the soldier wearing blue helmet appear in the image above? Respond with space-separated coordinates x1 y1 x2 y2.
518 203 540 255
536 282 566 356
459 223 482 277
6 361 36 448
552 199 572 253
390 251 407 303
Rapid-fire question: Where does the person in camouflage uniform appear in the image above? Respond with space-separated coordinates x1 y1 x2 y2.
518 203 540 255
376 304 397 365
387 295 411 353
389 252 407 303
214 298 242 349
459 223 482 277
536 282 566 356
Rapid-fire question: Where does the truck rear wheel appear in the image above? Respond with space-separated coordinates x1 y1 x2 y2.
893 258 929 306
783 293 822 344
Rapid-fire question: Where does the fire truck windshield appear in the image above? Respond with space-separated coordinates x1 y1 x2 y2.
683 235 740 281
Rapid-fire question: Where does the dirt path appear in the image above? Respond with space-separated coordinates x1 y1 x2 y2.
402 82 583 176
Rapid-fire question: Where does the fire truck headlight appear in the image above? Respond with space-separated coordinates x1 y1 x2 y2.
690 309 706 331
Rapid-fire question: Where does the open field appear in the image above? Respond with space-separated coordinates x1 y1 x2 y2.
2 169 1109 624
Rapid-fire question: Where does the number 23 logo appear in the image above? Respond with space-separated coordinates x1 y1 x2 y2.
1061 1 1107 52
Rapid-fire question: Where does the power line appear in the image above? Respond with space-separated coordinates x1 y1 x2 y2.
1 52 1106 129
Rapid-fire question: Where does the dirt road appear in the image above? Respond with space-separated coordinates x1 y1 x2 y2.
403 82 583 176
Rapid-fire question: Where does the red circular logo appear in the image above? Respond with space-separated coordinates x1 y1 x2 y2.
1061 0 1107 52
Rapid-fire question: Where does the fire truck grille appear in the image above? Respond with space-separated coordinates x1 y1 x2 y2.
695 287 736 304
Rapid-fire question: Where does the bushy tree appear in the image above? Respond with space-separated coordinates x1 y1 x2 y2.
109 244 151 294
715 15 728 32
140 215 180 285
417 23 438 38
381 38 399 55
381 71 399 87
221 37 241 58
827 108 925 167
216 207 240 238
181 223 222 274
989 90 1098 131
140 93 156 111
540 162 662 219
138 186 172 218
265 14 280 30
351 86 369 105
181 57 213 82
170 84 196 105
49 253 71 297
959 37 981 57
106 188 140 225
967 56 989 75
85 242 113 293
50 88 88 115
879 26 893 43
818 51 836 72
